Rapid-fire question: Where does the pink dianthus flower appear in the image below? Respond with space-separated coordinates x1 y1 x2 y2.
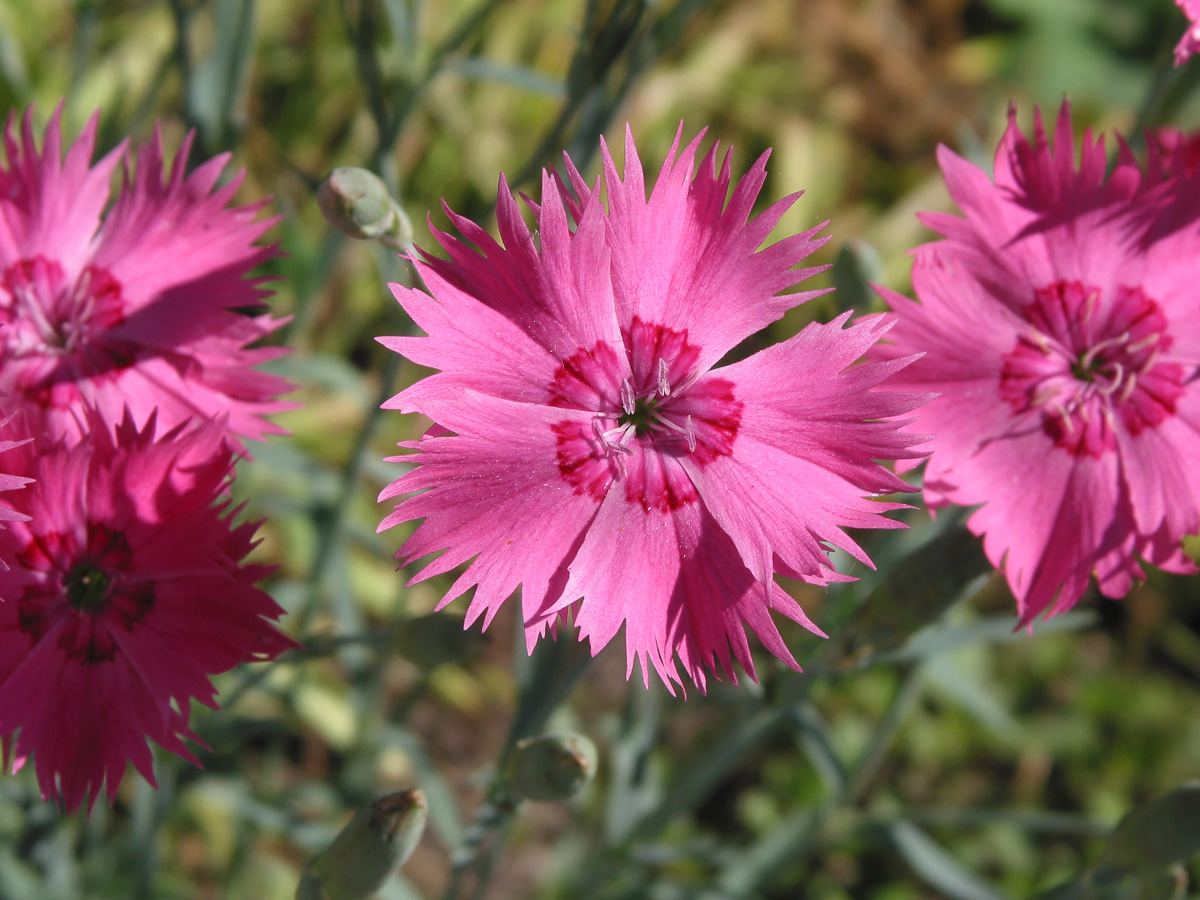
0 105 291 446
1175 0 1200 65
378 127 928 692
873 102 1200 623
0 411 296 812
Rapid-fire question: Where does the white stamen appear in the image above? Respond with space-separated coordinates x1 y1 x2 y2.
642 412 699 454
1094 362 1125 396
1031 384 1058 408
656 358 671 396
1125 332 1161 356
14 283 60 351
1120 371 1138 403
591 415 608 444
620 378 636 416
610 453 628 479
1030 328 1053 355
1052 401 1075 434
1080 331 1130 371
608 432 635 455
1139 347 1161 376
593 415 635 457
1103 405 1117 432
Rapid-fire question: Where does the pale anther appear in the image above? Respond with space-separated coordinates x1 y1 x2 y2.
1030 328 1053 355
1120 372 1138 403
1102 404 1118 432
620 378 636 416
1094 362 1125 396
1052 401 1076 434
656 358 671 396
1125 332 1161 356
1080 331 1130 371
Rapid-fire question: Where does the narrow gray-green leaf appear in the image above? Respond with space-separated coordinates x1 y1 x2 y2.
922 656 1024 744
890 820 1012 900
831 239 884 314
889 610 1098 663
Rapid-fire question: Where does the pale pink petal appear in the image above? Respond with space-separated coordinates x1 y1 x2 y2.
382 270 565 413
380 391 601 631
0 107 125 275
414 169 624 361
566 490 808 694
961 432 1122 622
597 125 831 371
722 312 930 491
683 435 906 587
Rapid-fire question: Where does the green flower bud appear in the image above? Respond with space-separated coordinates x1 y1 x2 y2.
296 788 427 900
508 733 597 803
317 167 413 248
1105 781 1200 871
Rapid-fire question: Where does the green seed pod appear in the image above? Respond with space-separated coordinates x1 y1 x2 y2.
317 167 412 248
296 788 427 900
508 733 598 803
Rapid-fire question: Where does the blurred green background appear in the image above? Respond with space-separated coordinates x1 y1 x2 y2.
0 0 1199 898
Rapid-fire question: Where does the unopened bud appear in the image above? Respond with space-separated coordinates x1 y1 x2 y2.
317 167 413 248
296 788 427 900
508 733 597 803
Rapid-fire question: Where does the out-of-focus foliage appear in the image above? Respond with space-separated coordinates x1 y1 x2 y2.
0 1 1198 899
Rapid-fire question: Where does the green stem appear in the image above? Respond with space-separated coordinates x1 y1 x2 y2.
711 663 928 898
442 635 593 900
291 349 403 636
166 0 193 98
382 0 506 154
1128 44 1179 150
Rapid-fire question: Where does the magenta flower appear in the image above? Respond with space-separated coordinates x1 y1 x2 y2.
873 102 1200 623
378 128 928 692
1148 126 1200 178
0 105 291 446
1175 0 1200 65
0 412 31 527
0 412 296 812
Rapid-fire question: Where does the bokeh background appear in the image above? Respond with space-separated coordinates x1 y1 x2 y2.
0 1 1198 898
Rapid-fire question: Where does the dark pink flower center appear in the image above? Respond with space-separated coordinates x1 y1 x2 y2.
64 563 113 613
1 256 125 353
548 318 742 512
999 281 1184 458
0 255 134 406
16 526 156 665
